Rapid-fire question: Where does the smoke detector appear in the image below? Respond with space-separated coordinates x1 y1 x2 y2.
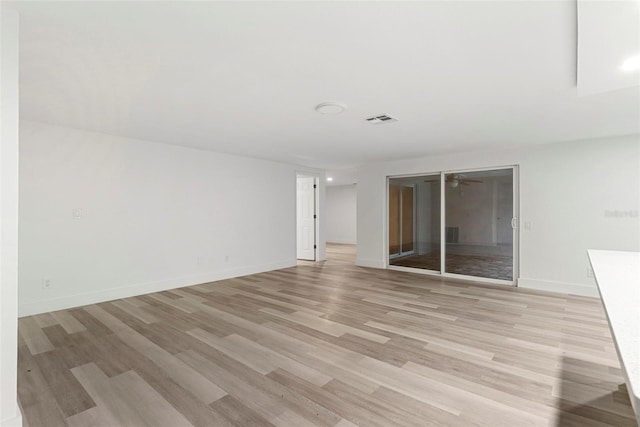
365 114 398 124
315 102 347 114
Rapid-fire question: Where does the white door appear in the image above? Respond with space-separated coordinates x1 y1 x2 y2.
297 176 316 260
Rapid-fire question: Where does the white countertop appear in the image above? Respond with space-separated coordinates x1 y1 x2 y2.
588 249 640 423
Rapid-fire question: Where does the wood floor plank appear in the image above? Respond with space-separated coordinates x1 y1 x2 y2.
19 317 55 355
323 378 455 427
50 311 87 334
17 344 68 427
261 308 390 344
85 305 227 404
70 363 194 427
209 395 275 427
176 349 289 422
403 360 555 419
31 346 96 417
247 319 381 394
266 369 392 427
177 348 342 427
189 329 332 386
110 299 159 324
97 334 233 427
33 313 59 329
271 409 326 427
365 320 495 359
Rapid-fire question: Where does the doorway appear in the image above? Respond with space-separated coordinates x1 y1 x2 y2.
388 167 518 284
296 175 317 260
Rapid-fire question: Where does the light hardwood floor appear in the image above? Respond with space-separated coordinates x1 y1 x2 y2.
18 244 637 426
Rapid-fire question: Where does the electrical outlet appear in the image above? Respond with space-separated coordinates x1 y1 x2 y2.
196 256 204 266
225 255 229 262
42 279 52 289
587 268 594 278
72 208 82 219
524 221 532 231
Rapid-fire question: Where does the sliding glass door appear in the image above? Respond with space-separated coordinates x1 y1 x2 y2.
388 167 516 284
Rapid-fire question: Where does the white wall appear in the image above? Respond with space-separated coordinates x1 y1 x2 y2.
357 134 640 296
19 120 322 316
0 7 22 427
326 184 357 244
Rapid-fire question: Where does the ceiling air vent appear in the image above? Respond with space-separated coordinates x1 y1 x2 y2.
365 114 398 124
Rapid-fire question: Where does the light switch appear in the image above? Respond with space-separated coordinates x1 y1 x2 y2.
524 221 532 230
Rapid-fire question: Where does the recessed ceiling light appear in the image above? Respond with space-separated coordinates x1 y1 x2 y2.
315 103 347 115
327 177 333 182
620 54 640 72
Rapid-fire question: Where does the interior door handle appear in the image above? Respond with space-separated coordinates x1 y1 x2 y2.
511 217 517 229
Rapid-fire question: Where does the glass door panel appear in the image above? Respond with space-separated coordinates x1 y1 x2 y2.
401 186 414 253
444 169 513 281
388 175 441 271
388 185 401 257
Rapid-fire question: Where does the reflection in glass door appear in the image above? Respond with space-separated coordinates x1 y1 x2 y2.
388 183 416 258
444 169 514 281
389 185 401 257
388 168 516 283
388 176 441 271
400 186 415 254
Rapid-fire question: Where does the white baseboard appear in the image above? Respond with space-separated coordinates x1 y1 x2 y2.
18 260 295 317
326 240 356 245
356 257 385 269
1 405 22 427
517 277 600 297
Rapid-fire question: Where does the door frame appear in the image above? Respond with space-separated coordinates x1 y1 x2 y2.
385 165 519 286
296 173 320 261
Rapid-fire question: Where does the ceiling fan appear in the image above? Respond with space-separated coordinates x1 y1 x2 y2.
424 174 483 194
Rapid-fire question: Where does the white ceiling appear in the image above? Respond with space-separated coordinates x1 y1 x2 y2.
577 0 640 95
8 1 640 171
